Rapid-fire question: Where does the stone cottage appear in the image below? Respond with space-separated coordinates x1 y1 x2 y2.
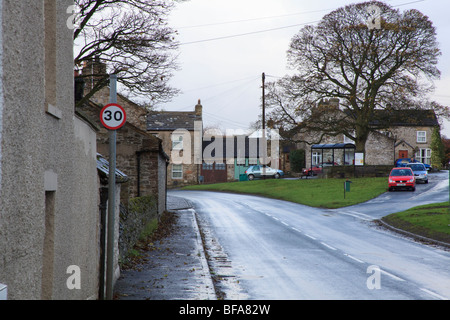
147 100 203 188
79 59 169 215
294 99 440 170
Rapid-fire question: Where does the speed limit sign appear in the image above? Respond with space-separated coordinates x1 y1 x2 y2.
100 103 127 130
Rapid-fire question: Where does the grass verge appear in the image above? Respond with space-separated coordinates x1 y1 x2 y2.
382 202 450 245
183 177 387 209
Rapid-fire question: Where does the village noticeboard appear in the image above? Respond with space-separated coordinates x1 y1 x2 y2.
355 153 364 166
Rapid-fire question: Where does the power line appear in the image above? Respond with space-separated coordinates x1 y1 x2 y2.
178 0 427 46
177 1 425 30
180 20 320 46
176 7 336 30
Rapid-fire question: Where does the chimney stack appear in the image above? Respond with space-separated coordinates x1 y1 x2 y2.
195 99 202 117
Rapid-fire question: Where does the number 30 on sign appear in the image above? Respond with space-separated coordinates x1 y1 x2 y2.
100 103 127 130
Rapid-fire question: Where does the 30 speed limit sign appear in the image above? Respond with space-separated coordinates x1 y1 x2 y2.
100 103 127 130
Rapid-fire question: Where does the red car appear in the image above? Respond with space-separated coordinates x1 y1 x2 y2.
388 167 416 191
303 162 338 176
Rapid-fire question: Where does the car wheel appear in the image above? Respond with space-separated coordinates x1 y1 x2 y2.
274 173 280 179
425 180 428 184
307 171 312 176
248 174 254 181
388 187 393 192
411 187 415 191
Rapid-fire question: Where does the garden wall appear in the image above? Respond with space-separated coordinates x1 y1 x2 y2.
323 165 393 178
118 195 158 262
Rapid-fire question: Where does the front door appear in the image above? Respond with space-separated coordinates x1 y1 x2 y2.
398 150 408 159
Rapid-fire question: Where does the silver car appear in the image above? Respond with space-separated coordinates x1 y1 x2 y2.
406 163 428 184
245 165 284 180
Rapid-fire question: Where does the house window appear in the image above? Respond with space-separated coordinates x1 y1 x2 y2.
202 162 213 170
172 164 183 179
312 152 322 166
236 158 246 166
417 131 426 143
416 148 431 165
215 163 226 170
172 134 183 150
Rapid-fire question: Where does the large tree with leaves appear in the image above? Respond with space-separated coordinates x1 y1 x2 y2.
73 0 181 108
266 1 448 157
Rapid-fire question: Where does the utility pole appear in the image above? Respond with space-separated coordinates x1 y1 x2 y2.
262 73 266 179
262 72 265 131
106 74 117 300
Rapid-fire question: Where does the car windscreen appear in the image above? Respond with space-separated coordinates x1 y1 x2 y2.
406 164 425 171
390 169 412 176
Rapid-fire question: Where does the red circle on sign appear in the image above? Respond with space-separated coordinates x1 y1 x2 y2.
100 103 127 130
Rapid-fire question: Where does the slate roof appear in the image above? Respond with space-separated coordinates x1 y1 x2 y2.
147 111 201 131
369 109 439 127
97 153 129 185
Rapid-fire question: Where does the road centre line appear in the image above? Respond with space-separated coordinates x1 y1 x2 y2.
304 234 317 240
321 242 337 251
420 288 448 300
343 253 365 264
379 269 405 282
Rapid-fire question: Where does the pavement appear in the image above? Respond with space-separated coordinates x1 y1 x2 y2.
114 195 217 300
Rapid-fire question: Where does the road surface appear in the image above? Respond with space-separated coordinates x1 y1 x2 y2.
170 171 450 300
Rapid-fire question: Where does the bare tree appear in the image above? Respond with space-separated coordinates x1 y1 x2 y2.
265 1 448 156
74 0 181 108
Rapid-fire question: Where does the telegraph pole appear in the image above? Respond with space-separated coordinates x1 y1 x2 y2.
262 73 266 178
262 72 265 131
106 74 117 300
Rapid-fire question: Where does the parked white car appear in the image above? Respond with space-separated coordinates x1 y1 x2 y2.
245 165 284 180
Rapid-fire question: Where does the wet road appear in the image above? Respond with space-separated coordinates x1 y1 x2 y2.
170 171 450 300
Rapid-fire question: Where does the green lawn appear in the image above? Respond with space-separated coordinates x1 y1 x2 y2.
382 202 450 243
183 177 388 209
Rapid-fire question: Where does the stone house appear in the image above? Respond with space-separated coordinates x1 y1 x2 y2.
82 97 169 215
147 100 203 188
79 58 169 215
294 102 440 170
382 110 440 166
0 0 100 300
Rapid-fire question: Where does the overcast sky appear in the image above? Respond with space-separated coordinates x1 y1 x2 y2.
158 0 450 137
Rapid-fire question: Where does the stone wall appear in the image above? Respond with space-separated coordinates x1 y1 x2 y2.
118 195 158 262
323 165 393 178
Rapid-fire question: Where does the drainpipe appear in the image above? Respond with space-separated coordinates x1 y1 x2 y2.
136 151 141 198
98 187 108 300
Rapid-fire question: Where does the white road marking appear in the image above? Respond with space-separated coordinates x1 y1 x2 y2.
343 253 365 263
379 269 405 282
340 211 373 221
321 242 337 251
420 288 448 300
